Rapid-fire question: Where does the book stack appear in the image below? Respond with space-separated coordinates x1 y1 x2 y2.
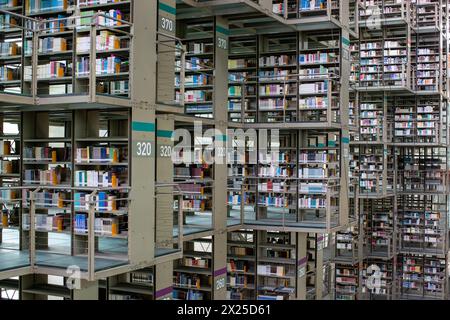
26 0 68 14
0 66 14 81
299 52 336 64
300 0 326 11
298 197 326 208
74 192 117 211
0 13 18 30
39 37 67 53
24 146 69 162
0 0 18 8
77 31 121 53
0 42 18 56
183 258 208 268
24 62 67 80
75 170 119 187
23 190 66 208
76 146 120 163
24 167 70 185
79 0 125 7
259 55 293 67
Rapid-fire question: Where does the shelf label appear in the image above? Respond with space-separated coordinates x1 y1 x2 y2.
217 37 228 50
215 277 226 291
158 145 173 158
160 16 175 33
298 266 306 278
216 26 229 51
133 141 154 158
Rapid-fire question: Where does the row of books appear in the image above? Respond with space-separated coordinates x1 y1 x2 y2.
38 37 67 54
187 42 213 55
24 62 68 80
76 31 122 53
24 146 69 162
228 59 256 69
0 0 19 8
229 246 254 256
0 14 18 30
74 170 120 187
173 289 204 300
1 160 19 174
299 52 337 64
183 90 212 103
227 260 252 273
299 152 335 163
78 0 126 7
23 190 66 208
74 214 120 236
75 147 121 163
0 189 19 200
0 66 18 82
183 258 209 268
258 181 290 193
74 192 118 211
79 9 125 28
24 167 70 185
174 273 204 289
26 0 68 14
259 55 295 67
298 167 329 179
174 167 209 178
178 199 207 212
0 42 19 56
76 56 126 76
22 213 70 232
258 166 293 178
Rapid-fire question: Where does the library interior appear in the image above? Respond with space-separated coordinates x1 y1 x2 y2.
0 0 449 301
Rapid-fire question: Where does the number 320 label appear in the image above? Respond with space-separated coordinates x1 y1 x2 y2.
133 141 154 157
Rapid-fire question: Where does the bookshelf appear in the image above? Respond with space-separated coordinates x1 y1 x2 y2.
227 230 256 300
13 0 133 97
0 0 23 95
173 237 213 300
271 0 340 20
334 228 359 263
334 263 358 300
397 194 447 255
298 31 340 124
21 111 72 254
258 33 298 123
176 20 214 118
0 113 21 250
397 146 447 193
256 230 296 300
228 36 258 123
173 125 214 233
256 132 297 225
298 130 340 227
108 267 154 300
358 23 412 90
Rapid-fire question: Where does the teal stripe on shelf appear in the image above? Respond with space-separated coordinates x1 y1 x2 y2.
216 135 227 142
159 2 176 15
342 137 350 144
132 121 155 133
216 26 230 36
342 36 350 47
157 130 173 138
